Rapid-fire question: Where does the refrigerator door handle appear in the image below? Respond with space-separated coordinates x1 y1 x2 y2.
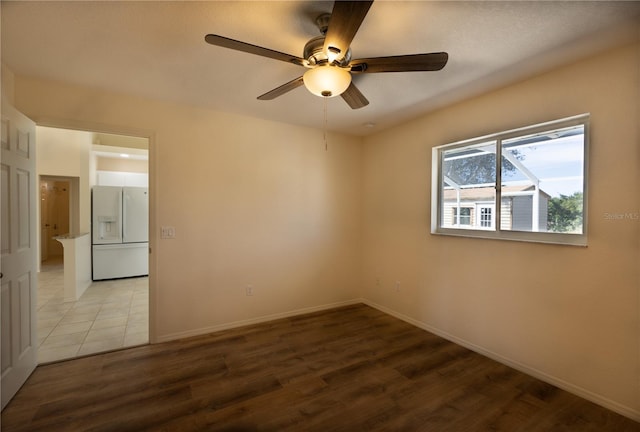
122 202 127 242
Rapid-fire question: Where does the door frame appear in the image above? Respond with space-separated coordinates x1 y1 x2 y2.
38 175 79 269
2 99 156 408
34 119 156 344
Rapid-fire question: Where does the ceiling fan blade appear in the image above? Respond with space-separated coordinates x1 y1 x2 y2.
257 76 305 100
341 82 369 109
350 53 449 73
205 34 306 67
323 1 374 63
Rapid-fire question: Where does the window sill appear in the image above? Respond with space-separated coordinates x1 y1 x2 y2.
431 228 587 247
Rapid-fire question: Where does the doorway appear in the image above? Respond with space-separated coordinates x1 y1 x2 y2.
39 177 71 267
35 126 150 363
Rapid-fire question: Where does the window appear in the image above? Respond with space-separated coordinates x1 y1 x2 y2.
452 207 472 226
478 205 493 228
432 114 588 246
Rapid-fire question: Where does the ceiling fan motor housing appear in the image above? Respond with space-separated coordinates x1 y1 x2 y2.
303 13 352 67
303 36 351 67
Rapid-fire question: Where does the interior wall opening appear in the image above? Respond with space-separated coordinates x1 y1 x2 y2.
36 126 150 364
39 177 71 265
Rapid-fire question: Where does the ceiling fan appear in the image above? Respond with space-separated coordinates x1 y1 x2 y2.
204 0 448 109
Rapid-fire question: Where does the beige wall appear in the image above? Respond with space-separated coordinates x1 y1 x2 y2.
361 42 639 418
96 156 148 173
1 64 15 105
94 132 148 150
14 77 363 342
36 126 92 234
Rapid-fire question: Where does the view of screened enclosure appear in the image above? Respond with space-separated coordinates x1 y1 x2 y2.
433 115 588 245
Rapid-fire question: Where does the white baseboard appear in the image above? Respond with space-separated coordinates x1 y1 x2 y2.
156 299 362 343
361 298 640 423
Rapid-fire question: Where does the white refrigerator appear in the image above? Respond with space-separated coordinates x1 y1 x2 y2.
92 186 148 280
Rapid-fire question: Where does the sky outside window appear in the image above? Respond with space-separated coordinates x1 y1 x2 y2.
501 126 584 197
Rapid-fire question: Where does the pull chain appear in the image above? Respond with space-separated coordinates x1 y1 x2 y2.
323 97 328 151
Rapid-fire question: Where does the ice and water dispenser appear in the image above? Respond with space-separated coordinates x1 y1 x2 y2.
92 187 122 244
96 215 120 242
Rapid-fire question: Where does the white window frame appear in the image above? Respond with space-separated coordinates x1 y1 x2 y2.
476 203 494 229
431 114 589 246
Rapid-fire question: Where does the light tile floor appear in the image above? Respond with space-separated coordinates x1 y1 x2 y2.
37 257 149 364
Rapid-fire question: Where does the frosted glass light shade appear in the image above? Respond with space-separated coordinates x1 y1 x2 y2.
303 65 351 98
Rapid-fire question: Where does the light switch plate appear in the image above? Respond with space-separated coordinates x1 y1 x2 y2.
161 226 175 239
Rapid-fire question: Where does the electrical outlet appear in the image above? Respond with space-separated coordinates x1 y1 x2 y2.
246 284 254 296
376 277 380 286
395 281 401 292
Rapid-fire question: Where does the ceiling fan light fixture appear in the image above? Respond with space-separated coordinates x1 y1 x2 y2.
303 64 351 98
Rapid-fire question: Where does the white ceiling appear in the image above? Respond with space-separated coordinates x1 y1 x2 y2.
2 1 639 136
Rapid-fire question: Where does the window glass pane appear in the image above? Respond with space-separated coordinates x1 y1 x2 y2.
500 125 584 233
453 207 472 225
440 141 496 230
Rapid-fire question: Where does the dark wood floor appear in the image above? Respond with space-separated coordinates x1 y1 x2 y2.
2 304 637 431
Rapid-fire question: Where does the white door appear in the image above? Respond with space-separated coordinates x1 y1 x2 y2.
93 243 149 280
123 187 148 243
1 99 38 409
92 186 122 244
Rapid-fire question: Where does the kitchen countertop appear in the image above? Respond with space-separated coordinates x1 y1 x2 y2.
54 232 90 240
